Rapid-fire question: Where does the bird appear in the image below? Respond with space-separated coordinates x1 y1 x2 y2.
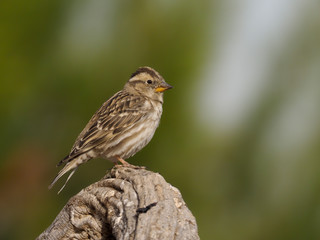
49 66 173 193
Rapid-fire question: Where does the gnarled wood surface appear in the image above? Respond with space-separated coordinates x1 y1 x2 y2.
37 166 199 240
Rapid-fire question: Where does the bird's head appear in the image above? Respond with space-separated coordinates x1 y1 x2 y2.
125 66 173 101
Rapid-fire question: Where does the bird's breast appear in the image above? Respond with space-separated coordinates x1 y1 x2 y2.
145 99 163 119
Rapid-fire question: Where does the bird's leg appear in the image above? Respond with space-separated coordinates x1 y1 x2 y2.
115 156 145 169
116 156 132 166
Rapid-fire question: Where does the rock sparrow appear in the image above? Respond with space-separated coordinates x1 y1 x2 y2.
49 66 172 193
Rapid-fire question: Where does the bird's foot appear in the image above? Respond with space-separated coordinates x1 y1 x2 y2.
115 163 146 169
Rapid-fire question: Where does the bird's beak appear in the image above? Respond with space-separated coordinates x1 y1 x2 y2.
155 82 173 92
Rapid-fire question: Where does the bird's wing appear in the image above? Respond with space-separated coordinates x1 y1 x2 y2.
57 91 149 166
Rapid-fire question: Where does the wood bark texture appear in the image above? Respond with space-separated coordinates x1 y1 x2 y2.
37 166 199 240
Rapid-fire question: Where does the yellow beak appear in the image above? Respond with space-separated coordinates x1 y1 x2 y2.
155 82 173 92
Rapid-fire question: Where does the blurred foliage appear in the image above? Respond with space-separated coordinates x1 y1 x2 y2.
1 1 320 240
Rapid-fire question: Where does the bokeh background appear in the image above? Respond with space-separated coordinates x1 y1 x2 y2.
1 0 320 239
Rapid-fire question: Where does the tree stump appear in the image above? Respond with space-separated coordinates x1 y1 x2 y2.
37 166 199 240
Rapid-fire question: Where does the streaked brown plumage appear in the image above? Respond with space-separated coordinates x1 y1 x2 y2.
49 66 172 193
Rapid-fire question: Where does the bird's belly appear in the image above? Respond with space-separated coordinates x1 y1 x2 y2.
121 126 156 159
101 119 160 161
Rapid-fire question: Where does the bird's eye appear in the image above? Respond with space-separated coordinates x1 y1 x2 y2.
147 80 153 84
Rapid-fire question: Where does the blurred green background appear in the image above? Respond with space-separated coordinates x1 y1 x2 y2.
1 0 320 239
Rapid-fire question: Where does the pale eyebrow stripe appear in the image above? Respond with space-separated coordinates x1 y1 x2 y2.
128 79 146 84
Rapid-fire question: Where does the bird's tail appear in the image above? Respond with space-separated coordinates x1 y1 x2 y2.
48 160 79 194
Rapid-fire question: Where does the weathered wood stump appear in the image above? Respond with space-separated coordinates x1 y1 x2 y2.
37 166 199 240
